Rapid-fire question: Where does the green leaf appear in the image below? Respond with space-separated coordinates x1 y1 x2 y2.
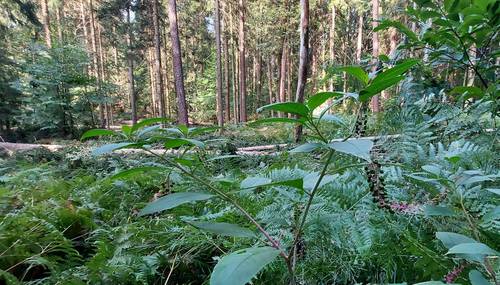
164 138 205 149
371 59 420 86
424 205 455 217
328 139 374 161
187 221 255 238
188 126 219 136
449 86 484 99
469 270 492 285
121 125 132 136
248 117 305 126
316 114 344 125
139 192 214 216
256 102 310 117
360 76 404 102
210 247 280 285
335 66 369 85
436 232 477 249
486 188 500 195
306 92 344 111
92 142 135 156
240 177 272 189
81 129 117 140
374 20 419 42
290 143 323 153
303 173 337 191
110 166 166 180
447 243 498 256
131 117 171 134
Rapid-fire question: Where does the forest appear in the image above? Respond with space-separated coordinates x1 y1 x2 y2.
0 0 499 284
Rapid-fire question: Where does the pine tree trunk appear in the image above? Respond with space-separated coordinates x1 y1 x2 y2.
356 12 363 64
152 0 166 119
370 0 380 112
214 0 224 127
167 0 189 125
126 4 137 124
40 0 52 48
294 0 309 142
329 5 336 92
97 23 111 128
256 54 262 107
89 0 106 127
55 3 64 44
229 3 239 123
267 59 274 116
279 40 288 116
238 0 247 122
223 21 231 122
148 49 157 116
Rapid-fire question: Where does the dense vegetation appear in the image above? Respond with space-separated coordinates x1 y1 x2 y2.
0 0 499 284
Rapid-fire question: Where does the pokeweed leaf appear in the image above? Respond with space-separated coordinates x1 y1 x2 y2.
371 59 420 86
436 232 477 249
303 172 337 191
210 247 280 285
131 117 171 134
424 205 455 217
374 20 419 42
306 92 344 111
164 138 205 149
248 117 305 126
188 126 219 136
240 177 272 189
316 114 344 125
256 102 310 117
469 270 491 285
328 139 374 161
290 143 324 153
360 76 404 102
139 192 214 216
187 221 255 238
92 142 136 156
110 166 166 180
335 66 369 85
447 243 498 256
81 129 117 140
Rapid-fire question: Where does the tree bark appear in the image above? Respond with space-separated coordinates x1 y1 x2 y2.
167 0 189 125
89 0 106 127
356 12 363 64
267 59 274 116
238 0 247 122
152 0 166 119
294 0 309 142
329 5 336 91
126 4 137 124
223 20 231 122
215 0 224 127
40 0 52 48
370 0 380 112
278 40 288 116
55 3 64 44
229 3 239 123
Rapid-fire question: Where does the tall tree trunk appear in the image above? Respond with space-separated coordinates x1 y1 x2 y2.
148 49 157 116
329 5 336 91
267 58 274 116
40 0 52 48
223 22 231 122
279 40 288 116
229 3 239 123
168 0 189 125
89 0 106 127
55 3 64 44
163 26 172 116
214 0 224 127
238 0 247 122
97 23 111 128
256 54 262 107
152 0 166 119
371 0 380 112
294 0 309 142
356 12 363 64
126 4 137 124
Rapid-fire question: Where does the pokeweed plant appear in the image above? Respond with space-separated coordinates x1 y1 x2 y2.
81 59 420 285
